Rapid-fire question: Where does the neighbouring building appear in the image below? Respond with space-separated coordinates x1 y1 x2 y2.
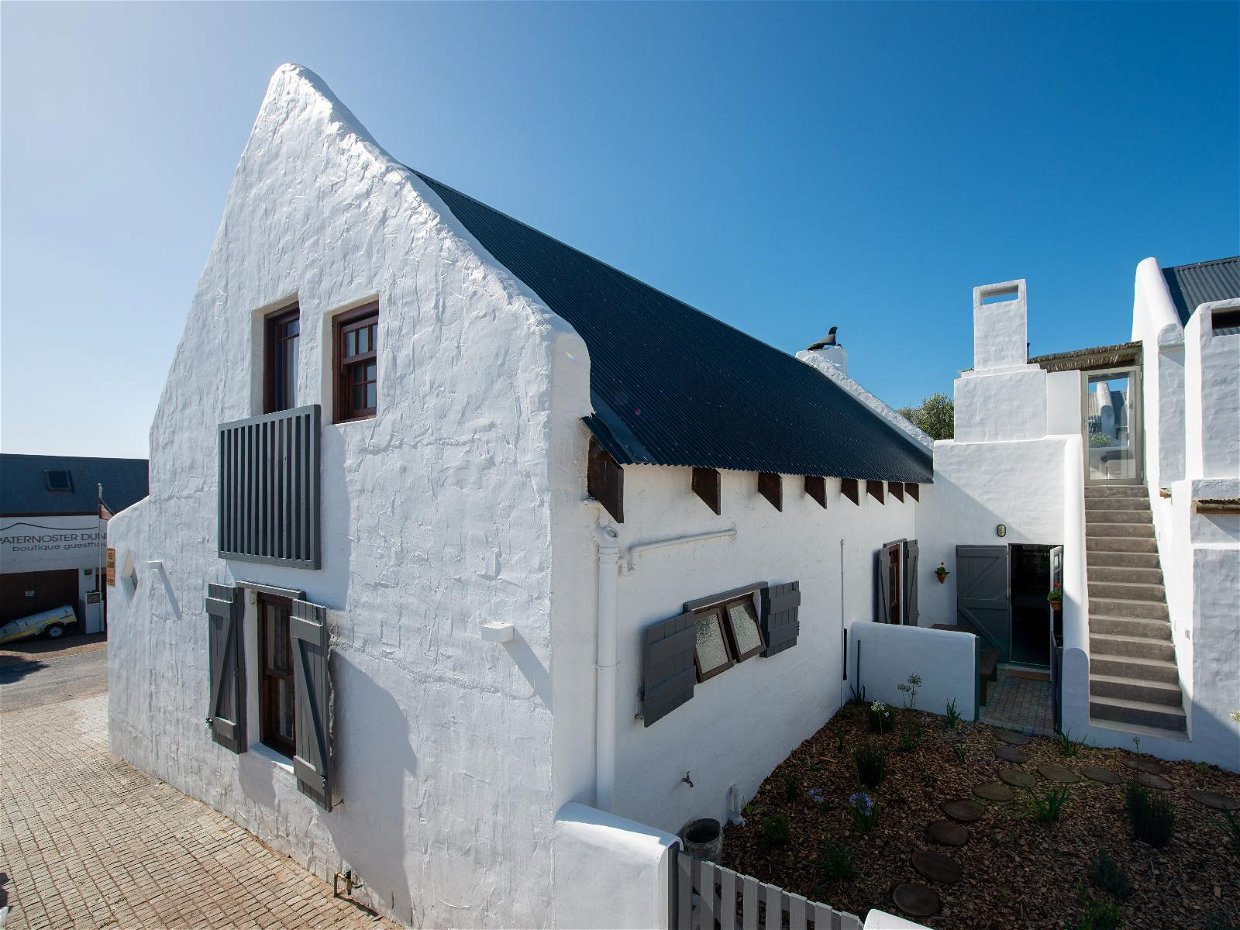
1 453 148 632
107 64 1238 930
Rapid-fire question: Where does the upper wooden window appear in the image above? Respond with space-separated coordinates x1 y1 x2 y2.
258 592 296 758
686 584 767 682
264 305 300 414
334 304 378 422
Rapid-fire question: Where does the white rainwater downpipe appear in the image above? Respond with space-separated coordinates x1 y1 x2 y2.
594 524 621 812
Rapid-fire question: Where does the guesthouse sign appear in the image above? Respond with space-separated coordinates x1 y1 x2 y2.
0 516 106 572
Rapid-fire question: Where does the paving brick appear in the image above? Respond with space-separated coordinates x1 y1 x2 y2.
1 693 394 930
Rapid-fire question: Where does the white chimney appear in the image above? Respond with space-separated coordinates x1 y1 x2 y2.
811 343 848 376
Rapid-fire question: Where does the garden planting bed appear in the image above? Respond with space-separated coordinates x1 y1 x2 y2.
723 702 1239 930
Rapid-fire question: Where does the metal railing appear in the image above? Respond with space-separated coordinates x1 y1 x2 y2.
218 405 321 568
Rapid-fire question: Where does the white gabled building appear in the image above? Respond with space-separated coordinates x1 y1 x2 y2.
107 65 937 929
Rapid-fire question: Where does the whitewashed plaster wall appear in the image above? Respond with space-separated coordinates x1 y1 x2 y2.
107 64 597 929
848 622 977 720
1185 300 1240 479
598 464 919 835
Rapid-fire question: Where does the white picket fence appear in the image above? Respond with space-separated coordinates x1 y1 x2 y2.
671 848 863 930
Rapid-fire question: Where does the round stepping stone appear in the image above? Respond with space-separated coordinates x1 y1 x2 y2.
1124 756 1167 775
1135 772 1172 791
911 849 963 884
974 781 1014 802
1188 789 1240 812
1038 764 1081 784
995 729 1032 746
942 799 986 823
999 768 1037 789
893 882 942 918
1082 765 1122 785
995 745 1029 764
926 819 969 847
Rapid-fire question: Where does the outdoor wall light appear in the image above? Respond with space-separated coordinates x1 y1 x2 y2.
996 523 1007 538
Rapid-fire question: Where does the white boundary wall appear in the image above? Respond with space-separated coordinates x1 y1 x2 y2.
848 621 977 721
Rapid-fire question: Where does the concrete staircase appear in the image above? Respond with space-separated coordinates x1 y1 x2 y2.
1085 485 1186 735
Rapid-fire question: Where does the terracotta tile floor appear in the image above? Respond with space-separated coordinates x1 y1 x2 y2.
980 669 1055 735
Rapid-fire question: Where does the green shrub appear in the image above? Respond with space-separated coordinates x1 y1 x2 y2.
1125 781 1175 848
1072 895 1123 930
897 717 924 753
1215 808 1240 851
1089 850 1132 901
817 840 858 882
1056 728 1083 757
759 813 791 849
853 744 887 787
944 698 962 729
783 771 801 802
867 701 894 734
846 792 880 833
1028 785 1071 824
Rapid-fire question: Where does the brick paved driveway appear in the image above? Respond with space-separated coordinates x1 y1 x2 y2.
0 686 395 929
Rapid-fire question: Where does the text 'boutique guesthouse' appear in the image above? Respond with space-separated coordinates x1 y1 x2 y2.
107 66 1237 928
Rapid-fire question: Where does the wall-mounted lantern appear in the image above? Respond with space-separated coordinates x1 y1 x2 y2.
996 524 1007 538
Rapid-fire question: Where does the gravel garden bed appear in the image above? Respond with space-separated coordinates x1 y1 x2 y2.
723 699 1239 930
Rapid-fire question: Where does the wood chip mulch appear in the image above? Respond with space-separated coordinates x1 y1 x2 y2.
723 704 1240 930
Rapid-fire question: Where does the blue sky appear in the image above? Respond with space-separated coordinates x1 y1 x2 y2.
2 2 1236 458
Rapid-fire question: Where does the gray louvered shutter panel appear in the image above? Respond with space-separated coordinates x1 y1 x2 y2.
761 581 801 657
875 549 891 623
206 584 246 754
290 598 333 810
905 539 920 625
641 611 696 727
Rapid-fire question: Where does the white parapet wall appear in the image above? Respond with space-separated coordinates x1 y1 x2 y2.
848 621 978 721
552 802 679 930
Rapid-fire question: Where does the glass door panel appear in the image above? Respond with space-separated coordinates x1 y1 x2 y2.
1084 370 1139 483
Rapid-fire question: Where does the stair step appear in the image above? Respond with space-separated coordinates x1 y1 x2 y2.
1091 654 1180 684
1087 550 1161 569
1085 497 1151 512
1087 565 1164 585
1086 522 1154 539
1085 509 1154 525
1088 580 1166 601
1090 633 1176 661
1090 695 1186 731
1090 597 1169 621
1090 674 1184 707
1084 486 1149 499
1090 615 1173 640
1087 536 1158 554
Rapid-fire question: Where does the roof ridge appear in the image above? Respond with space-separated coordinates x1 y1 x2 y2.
1162 255 1240 272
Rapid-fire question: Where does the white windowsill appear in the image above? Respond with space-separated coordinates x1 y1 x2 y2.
249 740 296 778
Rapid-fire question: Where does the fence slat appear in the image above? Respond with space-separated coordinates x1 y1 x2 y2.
719 867 736 930
699 860 717 926
763 883 783 930
840 912 863 930
787 893 806 930
678 852 693 930
742 875 760 929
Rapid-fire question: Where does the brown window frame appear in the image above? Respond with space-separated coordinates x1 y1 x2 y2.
333 303 379 423
264 304 301 414
258 592 296 758
684 584 767 682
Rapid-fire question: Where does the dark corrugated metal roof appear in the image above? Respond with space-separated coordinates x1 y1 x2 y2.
0 454 148 516
413 171 932 483
1162 256 1240 326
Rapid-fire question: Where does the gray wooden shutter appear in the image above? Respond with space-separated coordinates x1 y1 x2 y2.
875 549 891 623
206 583 246 754
904 539 920 626
641 612 696 727
761 581 801 657
290 598 333 810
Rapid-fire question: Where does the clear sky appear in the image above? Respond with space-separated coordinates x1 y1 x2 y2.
2 2 1236 459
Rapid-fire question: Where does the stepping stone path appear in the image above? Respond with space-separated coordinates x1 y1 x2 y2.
994 745 1029 764
892 883 942 919
1037 764 1081 784
999 768 1037 789
926 819 969 847
1188 789 1240 812
1082 766 1122 785
942 799 986 823
911 849 963 884
994 730 1032 746
974 781 1014 802
1135 772 1173 791
1124 756 1167 775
